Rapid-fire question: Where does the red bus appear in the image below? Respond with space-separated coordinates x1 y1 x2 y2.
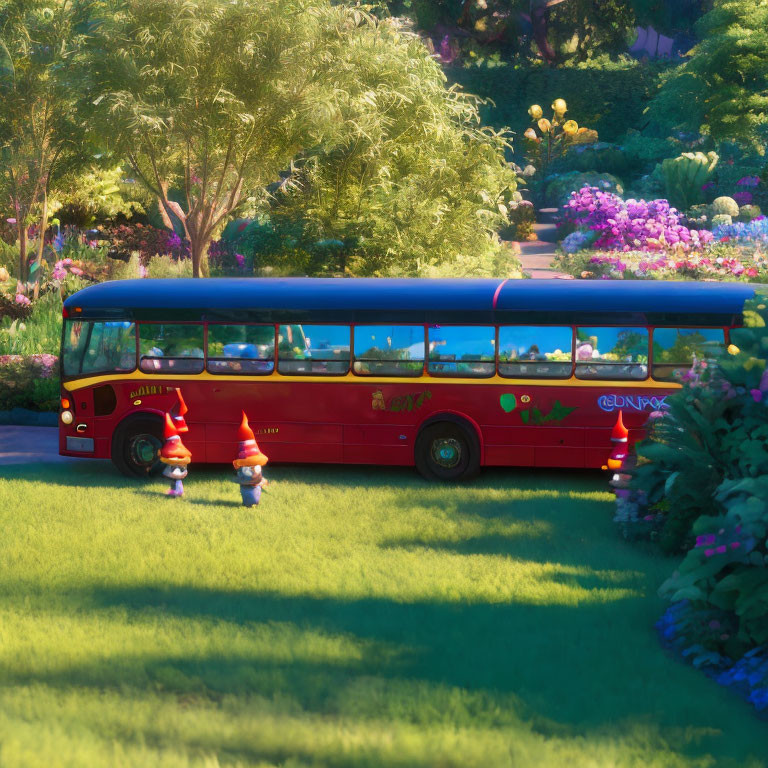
59 278 755 481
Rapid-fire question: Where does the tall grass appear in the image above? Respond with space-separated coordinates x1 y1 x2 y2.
0 463 765 767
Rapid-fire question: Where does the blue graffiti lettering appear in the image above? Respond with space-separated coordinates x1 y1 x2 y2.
598 394 669 413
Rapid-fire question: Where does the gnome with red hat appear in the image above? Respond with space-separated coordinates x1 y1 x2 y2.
605 410 630 489
233 412 268 507
170 388 189 434
160 413 192 497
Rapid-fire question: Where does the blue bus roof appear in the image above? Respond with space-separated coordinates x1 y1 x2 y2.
64 278 762 325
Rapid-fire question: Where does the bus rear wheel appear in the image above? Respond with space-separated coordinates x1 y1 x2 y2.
112 415 164 478
415 421 480 482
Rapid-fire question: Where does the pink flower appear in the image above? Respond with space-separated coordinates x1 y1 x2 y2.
15 293 31 306
731 542 741 550
69 266 83 276
138 265 148 278
715 545 727 554
751 389 763 403
6 218 16 225
705 549 715 557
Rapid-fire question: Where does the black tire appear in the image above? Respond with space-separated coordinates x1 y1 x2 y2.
111 414 164 478
415 420 480 482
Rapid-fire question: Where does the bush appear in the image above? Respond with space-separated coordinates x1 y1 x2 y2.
710 196 740 217
100 223 190 263
0 354 60 411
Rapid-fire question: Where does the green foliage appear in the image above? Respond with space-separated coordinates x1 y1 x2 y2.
649 0 768 149
659 152 719 210
0 0 94 283
264 10 517 277
0 291 62 355
631 293 768 654
0 354 59 410
52 166 149 227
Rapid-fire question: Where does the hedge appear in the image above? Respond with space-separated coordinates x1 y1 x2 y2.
448 60 670 145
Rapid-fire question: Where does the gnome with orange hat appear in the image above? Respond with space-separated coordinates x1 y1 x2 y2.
605 410 630 488
233 412 268 507
160 413 192 497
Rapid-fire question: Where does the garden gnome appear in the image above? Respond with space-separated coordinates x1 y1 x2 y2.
171 387 189 433
159 413 192 497
605 410 630 487
233 411 268 507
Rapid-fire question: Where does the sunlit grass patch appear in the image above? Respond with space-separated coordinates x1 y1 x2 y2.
0 462 765 767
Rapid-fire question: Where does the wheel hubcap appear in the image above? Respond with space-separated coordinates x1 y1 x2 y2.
130 434 161 469
431 438 461 469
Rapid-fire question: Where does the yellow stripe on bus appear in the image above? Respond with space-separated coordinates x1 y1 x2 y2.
63 370 682 392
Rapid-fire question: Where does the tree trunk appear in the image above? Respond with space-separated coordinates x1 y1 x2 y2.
531 7 557 64
189 235 210 278
33 191 49 300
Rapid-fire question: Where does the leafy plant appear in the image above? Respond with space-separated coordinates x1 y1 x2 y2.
659 152 719 211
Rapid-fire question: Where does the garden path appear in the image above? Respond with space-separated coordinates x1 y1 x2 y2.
0 425 100 466
514 208 573 280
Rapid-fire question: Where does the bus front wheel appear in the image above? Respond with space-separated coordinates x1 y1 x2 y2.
415 420 480 482
112 415 164 477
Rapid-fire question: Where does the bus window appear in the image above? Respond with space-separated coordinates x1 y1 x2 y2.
575 327 649 381
353 325 424 377
207 324 275 375
498 326 573 378
652 327 725 381
277 324 350 375
62 320 136 377
139 324 204 374
428 326 495 378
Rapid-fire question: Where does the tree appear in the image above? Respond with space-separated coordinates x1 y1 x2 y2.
85 0 515 278
267 12 517 276
0 0 92 290
648 0 768 149
83 0 376 277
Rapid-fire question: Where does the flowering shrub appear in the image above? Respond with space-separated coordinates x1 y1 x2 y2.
100 223 189 263
625 294 768 710
0 354 60 411
564 186 713 252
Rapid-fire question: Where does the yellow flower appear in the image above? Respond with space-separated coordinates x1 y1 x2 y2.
562 120 579 135
524 127 538 141
528 104 543 120
552 98 567 116
727 344 740 355
0 266 9 282
537 118 552 133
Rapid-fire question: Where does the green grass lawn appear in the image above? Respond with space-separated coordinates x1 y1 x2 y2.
0 461 765 767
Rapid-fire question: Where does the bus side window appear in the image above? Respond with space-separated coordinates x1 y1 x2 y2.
652 327 725 381
427 326 495 378
139 324 205 374
498 326 573 378
353 325 424 377
277 324 350 375
574 327 649 381
207 324 275 375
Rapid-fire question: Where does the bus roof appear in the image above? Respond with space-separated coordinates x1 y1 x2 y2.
64 277 762 325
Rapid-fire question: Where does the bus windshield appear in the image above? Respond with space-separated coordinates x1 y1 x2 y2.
62 320 137 378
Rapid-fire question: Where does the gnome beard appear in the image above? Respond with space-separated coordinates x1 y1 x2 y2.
235 465 264 507
162 463 188 496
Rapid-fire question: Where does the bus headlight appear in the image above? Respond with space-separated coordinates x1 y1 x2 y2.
61 410 74 425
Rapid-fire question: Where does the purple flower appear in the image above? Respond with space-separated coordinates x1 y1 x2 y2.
235 253 245 268
737 176 761 187
751 389 763 403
